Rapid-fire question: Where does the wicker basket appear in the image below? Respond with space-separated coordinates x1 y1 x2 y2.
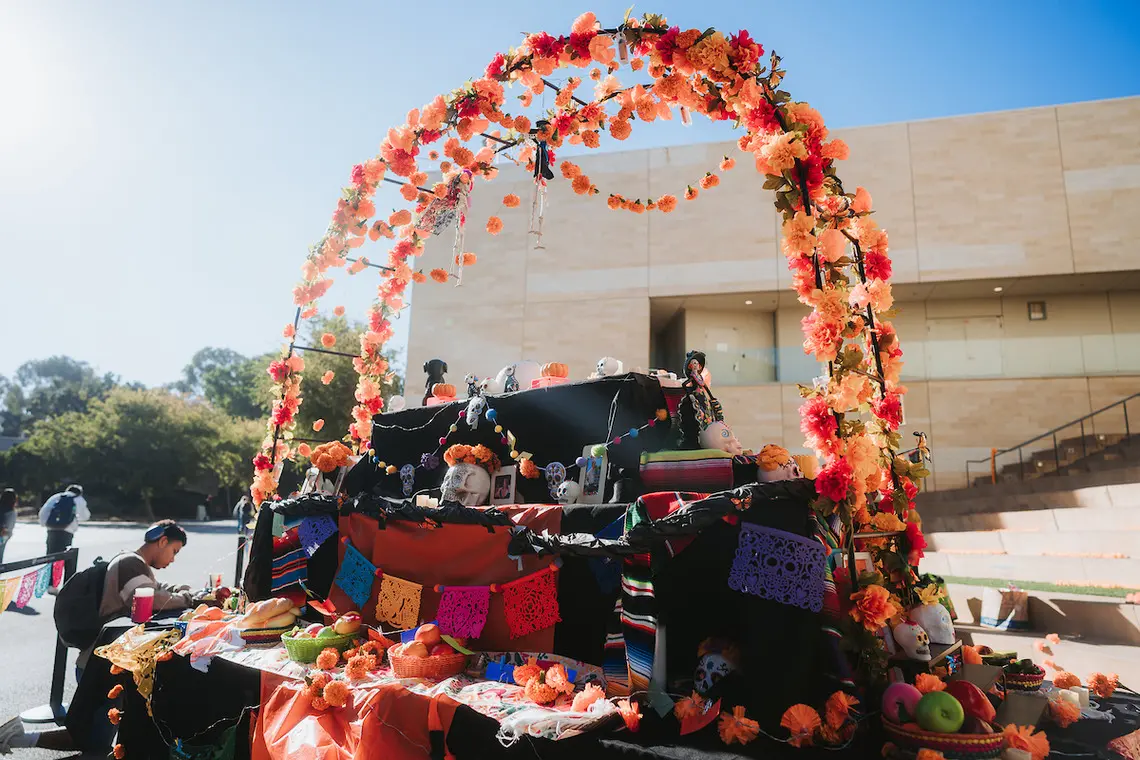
281 633 357 663
389 651 468 680
1004 670 1045 691
882 719 1003 759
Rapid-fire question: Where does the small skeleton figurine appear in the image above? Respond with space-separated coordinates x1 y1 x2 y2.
678 350 725 449
464 373 483 398
422 359 448 406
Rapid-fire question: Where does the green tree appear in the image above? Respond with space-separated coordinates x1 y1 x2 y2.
3 356 118 434
173 347 268 420
9 387 260 519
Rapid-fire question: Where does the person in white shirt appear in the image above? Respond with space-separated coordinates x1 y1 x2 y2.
38 484 90 556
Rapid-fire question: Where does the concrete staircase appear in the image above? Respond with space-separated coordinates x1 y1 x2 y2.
918 476 1140 587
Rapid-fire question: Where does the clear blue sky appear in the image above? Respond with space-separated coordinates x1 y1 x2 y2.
1 1 1137 388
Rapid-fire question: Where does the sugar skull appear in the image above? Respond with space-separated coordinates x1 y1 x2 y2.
465 394 486 429
909 603 954 645
891 620 931 662
399 464 416 497
699 420 745 456
545 462 566 500
595 357 624 378
556 480 581 505
694 638 741 697
756 444 803 482
440 463 491 507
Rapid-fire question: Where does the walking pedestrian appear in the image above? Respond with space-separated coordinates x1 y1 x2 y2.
0 488 17 564
232 494 253 536
38 484 89 557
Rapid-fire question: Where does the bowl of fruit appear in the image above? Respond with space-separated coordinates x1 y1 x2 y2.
1003 659 1045 691
881 681 1003 758
282 612 363 663
387 624 468 680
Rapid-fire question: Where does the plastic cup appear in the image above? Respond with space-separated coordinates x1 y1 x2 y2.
209 573 223 590
131 587 155 623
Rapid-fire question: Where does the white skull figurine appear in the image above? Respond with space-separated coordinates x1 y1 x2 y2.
694 652 736 696
386 395 406 413
595 357 624 378
465 395 487 429
891 620 932 662
909 603 954 645
440 463 491 507
399 464 416 497
555 480 581 505
699 421 745 456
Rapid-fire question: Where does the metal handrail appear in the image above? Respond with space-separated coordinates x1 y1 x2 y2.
965 390 1138 486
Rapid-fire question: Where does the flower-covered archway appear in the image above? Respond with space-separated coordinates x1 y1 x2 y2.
252 8 928 679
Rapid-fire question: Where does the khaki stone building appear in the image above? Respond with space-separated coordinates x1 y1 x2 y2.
406 95 1140 491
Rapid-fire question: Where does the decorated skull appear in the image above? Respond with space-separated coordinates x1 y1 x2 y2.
699 420 745 456
756 444 804 482
891 620 932 662
595 357 624 378
440 463 492 507
555 480 581 505
465 394 487 429
399 464 416 497
909 602 954 645
544 462 567 500
693 638 741 697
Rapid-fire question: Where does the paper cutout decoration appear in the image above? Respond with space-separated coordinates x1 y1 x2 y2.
335 541 377 609
376 573 422 631
500 567 561 639
1 578 20 614
271 512 285 537
437 585 491 640
298 515 337 557
270 547 307 593
51 560 65 588
15 572 36 608
34 564 51 597
727 522 827 613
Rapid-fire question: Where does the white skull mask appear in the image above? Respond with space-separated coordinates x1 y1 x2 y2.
545 462 566 499
694 653 736 696
399 464 416 497
909 603 954 645
891 620 931 661
555 480 581 505
440 463 491 507
699 421 744 456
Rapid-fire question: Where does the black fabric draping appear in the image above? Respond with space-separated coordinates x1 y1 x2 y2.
361 374 672 502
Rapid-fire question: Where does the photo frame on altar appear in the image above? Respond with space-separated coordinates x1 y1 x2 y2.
848 552 875 577
490 465 517 506
578 445 608 505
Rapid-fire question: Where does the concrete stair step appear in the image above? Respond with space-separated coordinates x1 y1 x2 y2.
924 503 1140 534
952 627 1140 688
927 529 1140 558
923 552 1140 587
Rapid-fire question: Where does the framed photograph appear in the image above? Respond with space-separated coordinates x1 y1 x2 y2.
849 552 875 577
490 465 518 506
578 445 608 505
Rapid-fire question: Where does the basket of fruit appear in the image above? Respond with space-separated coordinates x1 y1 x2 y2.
976 646 1017 667
882 681 1003 758
282 612 364 663
388 624 468 680
1003 659 1045 691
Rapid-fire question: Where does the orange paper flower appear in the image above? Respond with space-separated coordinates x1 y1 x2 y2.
720 156 736 171
699 172 720 189
1048 696 1080 729
849 584 902 632
108 708 122 725
512 658 541 686
781 704 821 747
315 648 339 670
108 684 124 699
503 193 521 208
486 216 503 235
572 174 592 195
430 268 449 283
113 744 125 759
323 680 350 708
684 185 698 200
824 691 859 728
518 458 540 479
617 698 642 732
571 683 605 712
657 194 677 213
1045 632 1061 645
311 696 329 711
320 333 336 348
1088 672 1119 699
718 705 760 746
321 371 335 385
333 305 345 316
673 692 705 721
915 674 946 694
1002 725 1050 760
1053 671 1080 689
313 419 325 432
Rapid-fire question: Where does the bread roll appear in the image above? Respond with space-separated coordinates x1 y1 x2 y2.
242 597 293 625
259 611 299 629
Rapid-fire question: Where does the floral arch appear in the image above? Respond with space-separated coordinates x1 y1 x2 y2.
251 9 928 670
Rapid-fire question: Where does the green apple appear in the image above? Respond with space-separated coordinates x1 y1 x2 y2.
915 692 964 733
317 626 338 639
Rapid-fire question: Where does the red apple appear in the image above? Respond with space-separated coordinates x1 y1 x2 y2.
945 680 996 724
429 643 454 657
882 682 923 723
305 623 324 636
915 692 965 733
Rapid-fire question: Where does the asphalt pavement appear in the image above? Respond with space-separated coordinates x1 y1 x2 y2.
0 520 243 759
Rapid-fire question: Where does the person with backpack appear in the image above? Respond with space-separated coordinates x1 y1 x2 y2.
37 484 89 556
0 521 195 756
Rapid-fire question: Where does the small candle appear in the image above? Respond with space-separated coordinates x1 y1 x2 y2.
1071 686 1090 707
1058 689 1081 709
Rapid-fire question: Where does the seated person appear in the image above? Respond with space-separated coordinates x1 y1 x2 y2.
0 520 197 756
